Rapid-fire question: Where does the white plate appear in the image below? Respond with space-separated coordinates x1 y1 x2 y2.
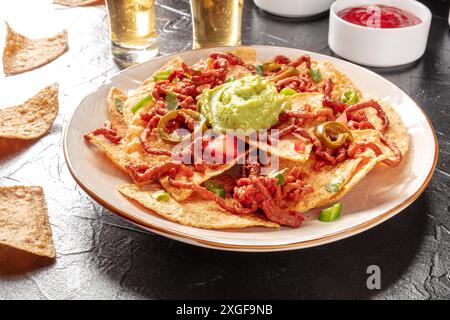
63 46 437 252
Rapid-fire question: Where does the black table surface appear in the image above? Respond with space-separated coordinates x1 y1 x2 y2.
0 0 449 299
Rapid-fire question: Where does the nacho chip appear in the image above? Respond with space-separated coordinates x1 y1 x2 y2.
285 130 390 212
118 184 279 229
122 57 183 124
159 158 240 201
327 156 383 204
0 84 59 140
3 23 68 75
314 60 362 101
226 64 253 79
250 134 313 163
142 56 185 86
290 157 365 213
0 186 55 258
123 83 155 125
227 47 257 64
366 99 410 157
53 0 104 6
288 92 327 117
107 87 128 137
287 93 334 128
85 133 128 172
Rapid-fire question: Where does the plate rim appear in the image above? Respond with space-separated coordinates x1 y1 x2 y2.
63 45 438 252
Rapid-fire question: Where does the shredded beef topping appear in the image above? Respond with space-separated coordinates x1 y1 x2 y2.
380 135 402 167
169 165 313 227
322 78 348 113
344 100 389 133
127 162 193 184
84 127 122 144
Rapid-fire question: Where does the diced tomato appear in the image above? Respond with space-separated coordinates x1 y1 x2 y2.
294 140 306 153
204 134 238 163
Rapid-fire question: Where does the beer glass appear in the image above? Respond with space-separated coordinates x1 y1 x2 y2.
190 0 244 49
106 0 158 65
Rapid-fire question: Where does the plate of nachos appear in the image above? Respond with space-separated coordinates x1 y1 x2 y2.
64 46 437 251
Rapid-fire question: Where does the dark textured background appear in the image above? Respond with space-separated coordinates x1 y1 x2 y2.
0 0 449 299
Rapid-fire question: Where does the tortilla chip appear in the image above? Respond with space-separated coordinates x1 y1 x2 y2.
3 23 68 75
142 56 185 85
118 184 279 229
227 47 257 64
85 133 128 172
53 0 104 6
314 61 362 101
123 83 155 125
284 130 390 212
365 99 410 157
124 57 186 123
0 186 55 258
289 92 326 113
107 87 128 137
0 84 59 140
250 134 313 163
327 156 383 204
285 92 334 130
248 93 324 163
226 64 252 79
124 117 172 166
122 57 185 124
159 157 241 201
159 178 193 202
287 157 363 212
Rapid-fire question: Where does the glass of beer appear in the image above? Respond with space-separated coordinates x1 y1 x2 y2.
190 0 244 49
106 0 158 66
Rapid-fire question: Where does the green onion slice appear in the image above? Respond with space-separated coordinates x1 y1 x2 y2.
255 64 265 76
152 190 170 202
114 98 124 114
153 70 172 81
204 181 226 198
319 202 342 222
166 92 179 111
341 90 359 105
309 68 322 83
131 95 153 114
269 168 288 186
325 176 345 193
280 88 297 96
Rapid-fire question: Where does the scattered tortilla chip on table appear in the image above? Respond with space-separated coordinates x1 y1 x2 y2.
3 23 68 75
0 186 55 258
0 84 59 140
53 0 104 7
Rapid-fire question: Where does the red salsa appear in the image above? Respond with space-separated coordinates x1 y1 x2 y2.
338 4 421 29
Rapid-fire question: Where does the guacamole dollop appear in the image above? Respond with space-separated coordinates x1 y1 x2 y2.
198 75 285 130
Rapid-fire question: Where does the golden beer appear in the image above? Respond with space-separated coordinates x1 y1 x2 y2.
106 0 158 64
190 0 244 49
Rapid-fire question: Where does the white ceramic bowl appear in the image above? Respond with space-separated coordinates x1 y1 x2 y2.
328 0 432 67
254 0 335 18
